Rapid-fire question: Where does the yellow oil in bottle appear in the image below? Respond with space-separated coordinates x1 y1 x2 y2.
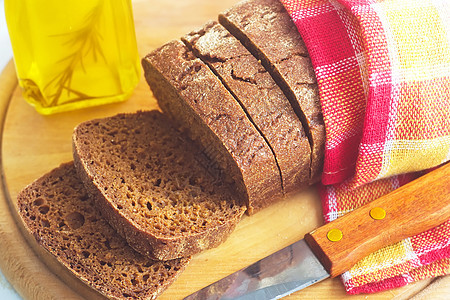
5 0 140 115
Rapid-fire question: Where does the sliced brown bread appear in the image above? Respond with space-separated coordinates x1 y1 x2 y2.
183 21 311 194
219 0 325 183
17 162 189 300
142 40 283 214
182 21 311 195
72 110 246 260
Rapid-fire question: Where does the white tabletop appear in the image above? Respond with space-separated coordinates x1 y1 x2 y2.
0 0 22 299
0 0 12 71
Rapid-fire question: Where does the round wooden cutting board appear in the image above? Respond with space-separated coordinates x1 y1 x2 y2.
0 0 448 299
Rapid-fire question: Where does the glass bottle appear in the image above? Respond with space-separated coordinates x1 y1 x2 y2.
5 0 140 115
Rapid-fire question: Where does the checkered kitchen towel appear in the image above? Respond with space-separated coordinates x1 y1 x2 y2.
280 0 450 294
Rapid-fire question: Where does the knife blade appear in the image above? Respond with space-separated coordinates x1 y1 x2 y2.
184 163 450 300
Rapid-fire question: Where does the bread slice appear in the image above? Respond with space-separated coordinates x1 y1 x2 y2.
142 40 283 214
73 110 246 260
183 21 311 195
17 162 189 300
219 0 325 183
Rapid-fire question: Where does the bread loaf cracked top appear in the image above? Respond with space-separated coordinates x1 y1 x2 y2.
183 21 311 195
73 110 246 260
142 40 283 214
17 162 190 300
219 0 325 182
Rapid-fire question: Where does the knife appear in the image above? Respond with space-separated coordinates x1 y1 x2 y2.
184 163 450 299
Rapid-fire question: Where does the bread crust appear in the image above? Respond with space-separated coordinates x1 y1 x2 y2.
219 0 325 183
183 21 311 195
142 40 283 213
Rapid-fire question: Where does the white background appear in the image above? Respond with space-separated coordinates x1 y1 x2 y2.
0 0 13 71
0 0 21 299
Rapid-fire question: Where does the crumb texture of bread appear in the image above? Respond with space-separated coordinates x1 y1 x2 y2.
219 0 325 183
142 40 283 213
17 162 190 300
73 111 246 260
183 21 311 195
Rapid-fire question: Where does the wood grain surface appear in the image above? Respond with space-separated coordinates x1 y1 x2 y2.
0 0 448 299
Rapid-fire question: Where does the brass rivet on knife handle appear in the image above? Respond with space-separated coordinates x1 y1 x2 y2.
304 162 450 278
327 229 343 242
370 207 386 220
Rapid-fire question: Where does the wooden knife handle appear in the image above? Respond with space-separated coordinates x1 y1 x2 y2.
304 163 450 278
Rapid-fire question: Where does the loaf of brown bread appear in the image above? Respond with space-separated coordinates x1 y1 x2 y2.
17 162 190 300
142 40 283 214
219 0 325 183
73 111 246 260
183 21 311 195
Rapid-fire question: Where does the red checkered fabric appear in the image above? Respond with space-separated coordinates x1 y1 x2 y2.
280 0 450 294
